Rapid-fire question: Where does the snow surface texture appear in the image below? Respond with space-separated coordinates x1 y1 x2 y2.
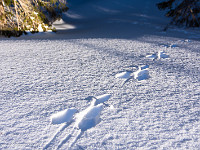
1 0 200 149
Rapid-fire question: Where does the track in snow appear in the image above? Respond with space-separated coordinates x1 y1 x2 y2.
44 45 172 149
44 94 111 149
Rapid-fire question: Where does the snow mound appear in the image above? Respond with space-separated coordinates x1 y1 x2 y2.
91 94 111 106
75 104 103 131
146 54 157 60
115 71 131 79
158 51 169 59
51 108 77 124
134 69 149 81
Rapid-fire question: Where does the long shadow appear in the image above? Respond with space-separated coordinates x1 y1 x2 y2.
0 0 171 40
136 37 200 55
51 0 200 41
1 0 199 41
70 41 200 82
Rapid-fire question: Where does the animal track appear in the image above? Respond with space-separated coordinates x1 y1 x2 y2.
134 68 149 81
44 94 111 149
158 51 169 59
44 42 176 149
115 65 150 85
51 108 77 125
146 54 157 60
74 103 103 132
146 51 169 60
115 71 132 79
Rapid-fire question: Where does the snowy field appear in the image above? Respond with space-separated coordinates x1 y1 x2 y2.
0 0 200 149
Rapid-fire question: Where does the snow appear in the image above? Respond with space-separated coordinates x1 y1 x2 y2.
146 54 157 60
170 44 179 48
134 69 149 81
92 94 111 106
115 71 131 79
75 104 103 131
50 108 77 124
0 0 200 149
158 51 169 59
139 65 149 70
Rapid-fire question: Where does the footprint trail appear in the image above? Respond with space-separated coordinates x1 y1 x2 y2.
46 94 111 149
56 104 104 149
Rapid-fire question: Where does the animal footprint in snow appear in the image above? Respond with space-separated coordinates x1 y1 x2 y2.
139 65 149 70
184 39 191 42
46 94 111 149
158 51 169 59
115 71 131 79
134 68 149 81
115 71 133 86
169 44 178 48
115 65 150 83
146 51 169 60
75 104 104 131
50 94 111 125
69 94 111 147
146 54 157 60
59 103 106 149
160 43 179 48
51 108 77 124
91 94 111 106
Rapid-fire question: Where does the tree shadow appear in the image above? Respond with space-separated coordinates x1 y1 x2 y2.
1 0 199 41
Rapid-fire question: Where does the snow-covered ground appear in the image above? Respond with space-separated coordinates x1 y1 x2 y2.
0 0 200 149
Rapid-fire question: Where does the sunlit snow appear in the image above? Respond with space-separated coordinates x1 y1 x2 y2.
1 0 200 149
92 94 111 106
115 71 132 79
75 104 104 131
50 108 77 124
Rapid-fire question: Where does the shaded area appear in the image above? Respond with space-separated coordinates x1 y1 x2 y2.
0 0 199 40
